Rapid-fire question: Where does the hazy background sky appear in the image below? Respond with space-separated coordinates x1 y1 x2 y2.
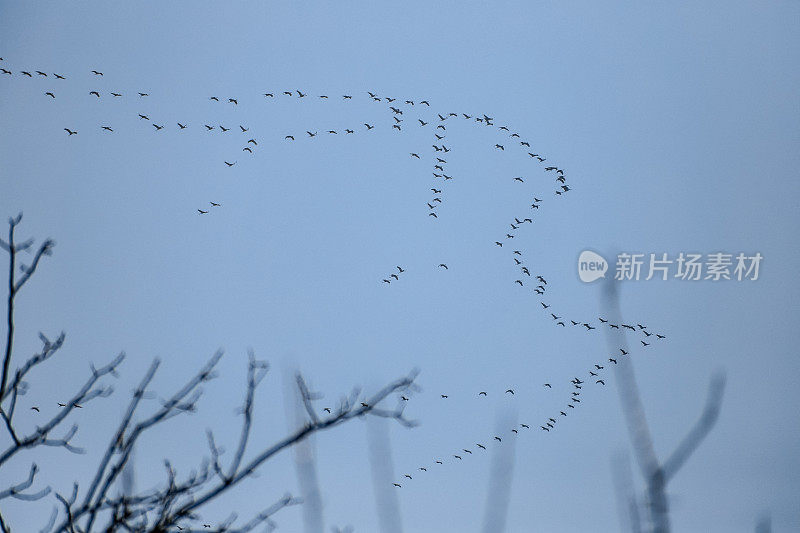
1 1 799 531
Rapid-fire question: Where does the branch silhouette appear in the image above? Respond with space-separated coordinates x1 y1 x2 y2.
0 214 419 532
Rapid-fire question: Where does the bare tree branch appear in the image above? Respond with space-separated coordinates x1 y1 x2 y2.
661 372 726 481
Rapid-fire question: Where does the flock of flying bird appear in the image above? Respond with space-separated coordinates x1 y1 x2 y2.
3 59 667 494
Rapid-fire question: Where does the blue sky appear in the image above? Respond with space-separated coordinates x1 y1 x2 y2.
1 1 799 531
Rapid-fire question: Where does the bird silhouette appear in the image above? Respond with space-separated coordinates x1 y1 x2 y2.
224 161 236 167
177 123 187 129
89 91 100 97
596 380 605 385
45 92 55 98
479 391 487 396
101 126 113 132
30 407 40 412
91 70 103 76
438 264 448 269
505 389 514 394
64 128 77 135
198 209 208 214
229 98 238 105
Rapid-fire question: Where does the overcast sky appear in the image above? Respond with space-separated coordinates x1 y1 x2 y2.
1 2 799 532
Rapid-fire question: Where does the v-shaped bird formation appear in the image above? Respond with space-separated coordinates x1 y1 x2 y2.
3 57 668 493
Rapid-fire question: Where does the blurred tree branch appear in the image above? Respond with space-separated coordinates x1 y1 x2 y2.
602 277 726 533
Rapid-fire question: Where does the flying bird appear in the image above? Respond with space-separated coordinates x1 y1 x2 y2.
64 128 77 135
91 70 103 76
